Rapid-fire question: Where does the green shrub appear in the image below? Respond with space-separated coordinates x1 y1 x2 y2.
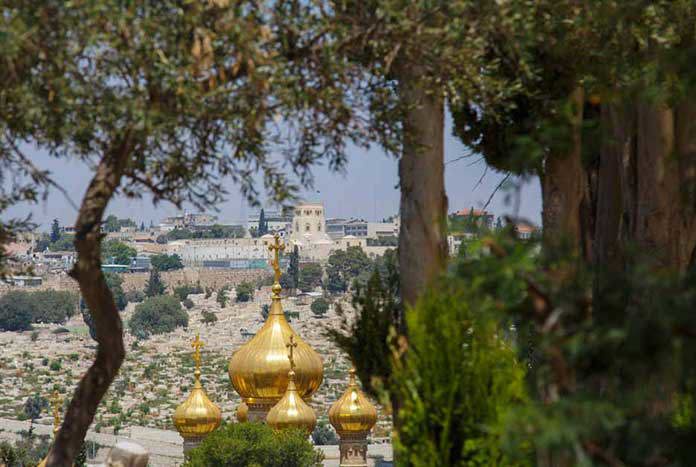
129 295 188 338
310 298 329 317
183 298 195 309
51 327 69 334
125 289 145 303
150 253 184 271
217 286 230 308
0 292 33 331
235 281 254 302
260 304 270 320
174 283 204 302
185 422 322 467
298 263 323 292
201 310 217 325
392 261 527 465
49 360 62 371
30 331 39 342
144 269 166 297
311 422 337 445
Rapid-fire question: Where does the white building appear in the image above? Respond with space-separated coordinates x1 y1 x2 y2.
166 236 277 268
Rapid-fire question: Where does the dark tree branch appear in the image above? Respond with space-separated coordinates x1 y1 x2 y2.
47 130 134 466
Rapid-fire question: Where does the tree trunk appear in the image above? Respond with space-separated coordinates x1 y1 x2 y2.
397 72 448 312
541 87 587 258
46 133 133 466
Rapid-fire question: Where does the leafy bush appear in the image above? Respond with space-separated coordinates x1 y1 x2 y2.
235 282 254 302
392 267 527 466
173 283 204 302
298 263 323 292
217 286 230 308
260 304 270 320
49 360 62 371
183 298 195 310
201 310 218 325
150 253 184 271
101 239 136 265
144 269 166 297
125 289 145 303
129 295 188 338
325 247 371 293
0 292 33 331
184 422 323 467
310 298 329 317
30 331 39 342
0 290 79 330
311 422 337 445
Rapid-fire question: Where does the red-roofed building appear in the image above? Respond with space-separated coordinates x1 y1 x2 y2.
452 207 495 230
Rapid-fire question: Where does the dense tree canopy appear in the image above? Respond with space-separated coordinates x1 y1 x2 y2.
129 295 188 339
150 253 184 272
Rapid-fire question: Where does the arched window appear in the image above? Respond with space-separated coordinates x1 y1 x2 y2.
317 223 322 231
305 223 311 232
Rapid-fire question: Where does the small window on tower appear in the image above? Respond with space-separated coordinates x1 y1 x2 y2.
317 224 322 231
305 223 310 232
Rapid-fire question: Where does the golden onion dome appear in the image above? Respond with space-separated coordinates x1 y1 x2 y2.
329 368 377 435
236 400 249 423
173 335 222 439
228 235 323 405
266 369 317 433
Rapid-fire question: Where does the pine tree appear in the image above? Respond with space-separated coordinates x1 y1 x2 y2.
258 208 268 236
140 221 145 231
145 269 166 297
50 218 61 243
288 245 300 291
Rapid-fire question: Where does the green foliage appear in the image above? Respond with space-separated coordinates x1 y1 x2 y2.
47 233 75 252
150 253 184 271
325 247 371 293
258 208 269 236
392 253 528 466
0 436 50 467
311 422 337 446
163 225 245 241
298 263 323 293
101 240 137 265
0 289 79 330
23 394 48 425
174 283 204 301
145 269 166 297
104 215 136 233
235 282 254 302
310 297 329 317
261 304 270 320
328 250 400 398
129 295 188 338
217 285 230 308
184 422 323 467
125 289 145 304
50 219 61 243
201 310 218 325
283 245 301 291
183 298 195 310
30 331 38 342
49 360 62 371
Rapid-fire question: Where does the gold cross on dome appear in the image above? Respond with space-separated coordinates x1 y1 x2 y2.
268 233 285 284
286 334 298 370
192 333 204 371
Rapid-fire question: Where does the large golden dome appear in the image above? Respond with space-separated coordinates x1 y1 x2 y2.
173 335 222 439
228 235 323 407
329 368 377 435
266 368 317 433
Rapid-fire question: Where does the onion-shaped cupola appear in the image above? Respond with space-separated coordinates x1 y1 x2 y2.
266 335 317 433
329 368 377 436
173 334 222 442
236 401 248 423
228 234 323 414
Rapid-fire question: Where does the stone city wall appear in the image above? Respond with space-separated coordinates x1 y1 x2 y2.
0 268 272 296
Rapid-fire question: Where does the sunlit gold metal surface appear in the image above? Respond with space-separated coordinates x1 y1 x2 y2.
266 367 317 433
37 391 63 467
173 335 222 439
329 368 377 435
228 234 323 407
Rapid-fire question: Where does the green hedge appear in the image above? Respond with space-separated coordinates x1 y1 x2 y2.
129 295 188 338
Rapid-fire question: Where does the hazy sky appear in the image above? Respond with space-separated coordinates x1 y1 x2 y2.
7 112 541 231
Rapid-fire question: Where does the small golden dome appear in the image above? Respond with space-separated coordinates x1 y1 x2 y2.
266 369 317 433
329 368 377 435
228 235 323 406
173 335 222 439
236 400 249 423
